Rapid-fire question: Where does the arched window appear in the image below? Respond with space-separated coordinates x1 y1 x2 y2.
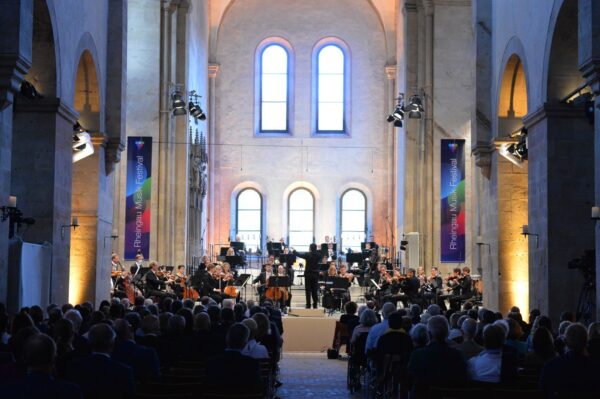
340 189 366 252
236 189 262 251
316 44 346 133
259 43 289 132
288 188 314 251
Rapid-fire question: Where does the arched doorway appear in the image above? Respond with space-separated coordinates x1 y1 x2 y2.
69 48 108 305
495 54 529 317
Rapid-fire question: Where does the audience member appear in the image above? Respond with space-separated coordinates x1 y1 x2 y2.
523 326 556 373
408 315 467 397
365 302 396 353
468 324 505 383
241 319 268 359
112 319 160 382
456 318 483 360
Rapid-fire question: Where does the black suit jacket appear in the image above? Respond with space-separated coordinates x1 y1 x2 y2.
112 339 160 382
66 353 135 399
294 250 322 275
4 372 82 399
145 270 165 291
206 350 261 388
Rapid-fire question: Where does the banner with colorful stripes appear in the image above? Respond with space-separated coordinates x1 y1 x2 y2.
124 137 152 260
440 139 465 262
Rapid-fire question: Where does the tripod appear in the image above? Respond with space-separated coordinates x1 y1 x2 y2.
576 281 596 325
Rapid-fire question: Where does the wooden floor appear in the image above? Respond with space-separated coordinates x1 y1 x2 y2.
278 353 361 398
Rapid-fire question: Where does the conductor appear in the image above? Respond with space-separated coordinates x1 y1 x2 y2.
294 243 322 309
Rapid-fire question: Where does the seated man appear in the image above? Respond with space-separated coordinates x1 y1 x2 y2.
112 319 160 382
375 311 413 396
4 333 82 399
541 323 600 396
66 324 135 399
468 324 505 383
408 316 468 397
206 323 261 389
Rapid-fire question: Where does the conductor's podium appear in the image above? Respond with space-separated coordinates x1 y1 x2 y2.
282 308 337 352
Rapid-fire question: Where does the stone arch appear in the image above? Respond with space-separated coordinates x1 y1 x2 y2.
494 36 531 137
72 33 104 131
543 0 585 102
69 45 104 305
25 0 58 97
494 48 530 317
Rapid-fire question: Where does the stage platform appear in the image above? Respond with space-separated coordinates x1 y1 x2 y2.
282 313 337 353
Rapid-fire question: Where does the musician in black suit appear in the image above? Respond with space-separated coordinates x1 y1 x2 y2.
449 266 473 311
129 254 144 276
252 263 275 300
391 268 420 308
421 266 443 305
145 262 176 299
66 324 135 399
206 323 261 390
294 243 322 309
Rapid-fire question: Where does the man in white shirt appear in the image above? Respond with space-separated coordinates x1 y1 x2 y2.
130 254 144 276
468 324 505 383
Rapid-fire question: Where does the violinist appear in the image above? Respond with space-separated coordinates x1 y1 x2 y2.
190 255 210 292
338 264 353 303
203 263 223 303
226 247 236 257
326 242 337 262
387 268 420 308
111 253 125 298
145 261 176 299
449 266 473 311
172 265 187 298
321 264 338 310
421 266 443 305
439 268 462 310
417 266 427 287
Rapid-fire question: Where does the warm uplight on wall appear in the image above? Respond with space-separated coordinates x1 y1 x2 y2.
510 279 529 321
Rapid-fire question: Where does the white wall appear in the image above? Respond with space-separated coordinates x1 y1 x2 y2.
210 0 393 251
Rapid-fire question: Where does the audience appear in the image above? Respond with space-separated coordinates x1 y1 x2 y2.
541 323 600 396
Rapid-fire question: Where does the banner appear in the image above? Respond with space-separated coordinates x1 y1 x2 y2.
124 137 152 260
440 139 465 262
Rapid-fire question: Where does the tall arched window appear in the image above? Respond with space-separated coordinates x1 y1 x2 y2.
288 188 314 251
236 189 262 251
259 43 289 132
340 189 366 252
316 44 346 133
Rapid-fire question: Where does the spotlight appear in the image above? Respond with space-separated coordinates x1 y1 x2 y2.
172 91 186 116
406 94 424 119
188 101 206 120
387 95 405 128
72 122 94 163
20 80 42 99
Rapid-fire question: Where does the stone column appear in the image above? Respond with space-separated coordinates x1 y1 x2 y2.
523 104 595 322
207 63 219 257
0 0 32 304
578 0 600 320
11 97 77 305
70 133 111 306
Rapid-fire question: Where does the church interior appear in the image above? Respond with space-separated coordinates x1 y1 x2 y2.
1 0 600 398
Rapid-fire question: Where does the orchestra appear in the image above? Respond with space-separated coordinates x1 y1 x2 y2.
109 237 480 313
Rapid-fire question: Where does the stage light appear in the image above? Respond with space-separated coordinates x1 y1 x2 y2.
406 94 424 119
387 94 405 128
188 101 206 120
72 121 94 163
172 90 186 116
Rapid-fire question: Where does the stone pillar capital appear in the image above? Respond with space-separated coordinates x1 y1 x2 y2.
579 59 600 94
471 141 495 168
105 136 126 174
208 64 220 79
13 96 79 124
522 102 589 130
0 53 31 110
385 65 397 80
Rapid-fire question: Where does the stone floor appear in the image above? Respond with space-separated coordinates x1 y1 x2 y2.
277 352 361 398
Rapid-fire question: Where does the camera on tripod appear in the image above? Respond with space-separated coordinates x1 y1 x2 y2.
567 250 595 288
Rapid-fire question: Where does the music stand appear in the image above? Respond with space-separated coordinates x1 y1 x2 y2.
360 242 378 251
279 253 296 266
267 242 282 256
346 253 364 265
220 247 230 256
318 263 330 273
320 243 337 253
225 255 243 268
230 241 245 252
